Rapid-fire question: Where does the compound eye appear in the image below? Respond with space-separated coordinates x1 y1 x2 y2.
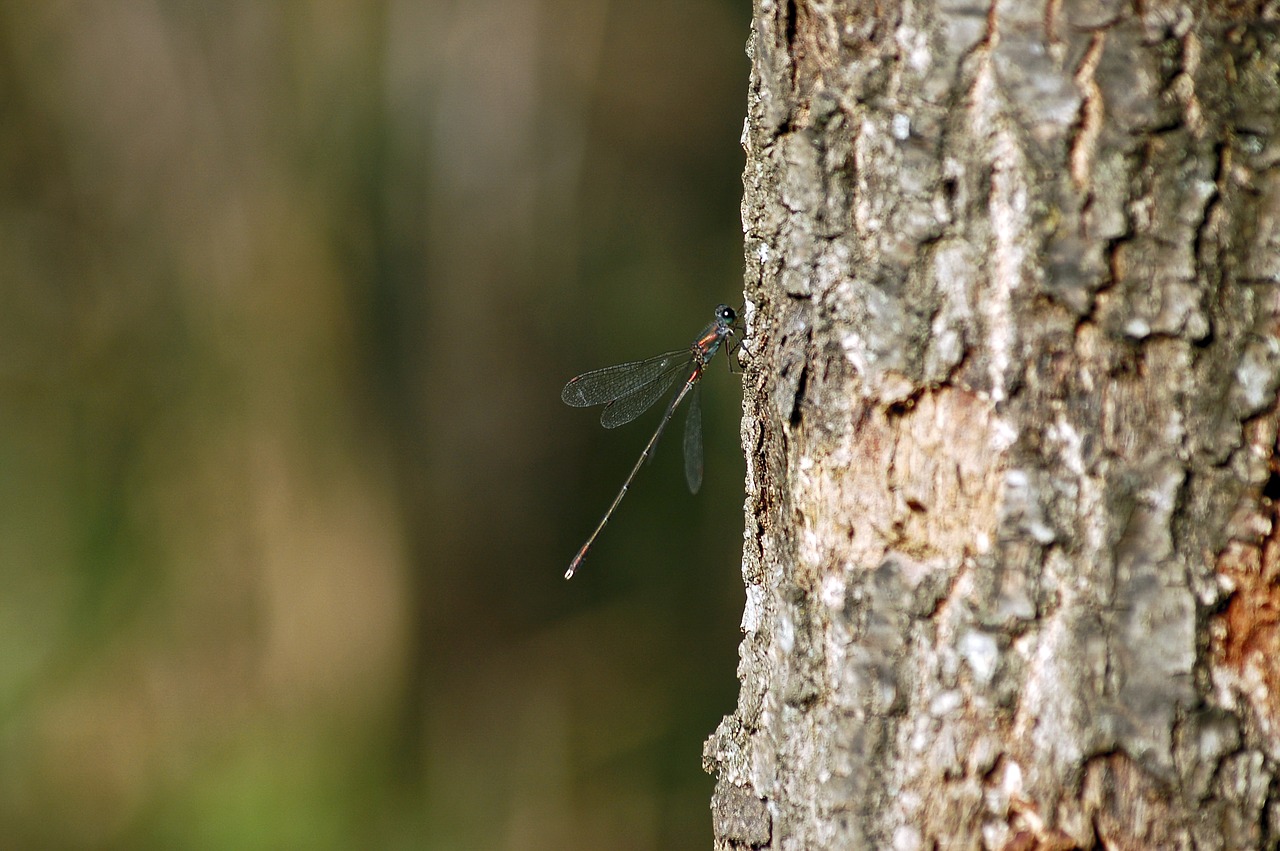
717 304 736 322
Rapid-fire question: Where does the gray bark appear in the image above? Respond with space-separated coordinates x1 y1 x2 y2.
707 1 1280 848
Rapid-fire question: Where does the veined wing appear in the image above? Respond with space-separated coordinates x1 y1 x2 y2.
561 350 686 407
599 358 689 428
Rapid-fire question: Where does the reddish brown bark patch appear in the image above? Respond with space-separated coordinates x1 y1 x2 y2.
1211 413 1280 737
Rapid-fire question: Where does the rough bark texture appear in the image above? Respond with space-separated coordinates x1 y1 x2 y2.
706 1 1280 849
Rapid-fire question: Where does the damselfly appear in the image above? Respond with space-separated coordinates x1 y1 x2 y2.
562 304 738 579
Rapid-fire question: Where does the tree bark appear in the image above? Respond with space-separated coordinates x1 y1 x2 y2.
707 1 1280 848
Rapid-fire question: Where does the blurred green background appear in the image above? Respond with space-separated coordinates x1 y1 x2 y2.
0 2 749 848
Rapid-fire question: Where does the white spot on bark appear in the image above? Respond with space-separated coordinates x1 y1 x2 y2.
1124 317 1151 338
742 584 765 633
821 574 845 609
959 630 999 685
892 113 911 140
893 825 924 851
778 612 795 654
982 822 1009 849
930 689 963 716
1046 415 1085 477
895 26 930 72
991 417 1018 451
1235 335 1280 414
1002 759 1023 795
842 332 868 374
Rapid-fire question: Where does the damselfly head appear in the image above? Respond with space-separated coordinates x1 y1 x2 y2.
714 304 736 325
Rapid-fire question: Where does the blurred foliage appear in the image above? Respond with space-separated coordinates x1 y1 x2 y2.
0 1 749 848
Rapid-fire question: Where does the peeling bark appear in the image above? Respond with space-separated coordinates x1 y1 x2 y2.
708 1 1280 848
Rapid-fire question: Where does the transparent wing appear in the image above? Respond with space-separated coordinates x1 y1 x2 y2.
561 350 686 407
599 359 688 428
683 382 703 494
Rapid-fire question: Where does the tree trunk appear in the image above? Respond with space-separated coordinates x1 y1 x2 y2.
706 1 1280 848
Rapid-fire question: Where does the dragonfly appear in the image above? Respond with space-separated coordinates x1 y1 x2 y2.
562 303 739 579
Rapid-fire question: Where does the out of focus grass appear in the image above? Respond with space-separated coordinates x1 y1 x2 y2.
0 2 748 848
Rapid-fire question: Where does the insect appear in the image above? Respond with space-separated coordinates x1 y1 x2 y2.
562 304 738 578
